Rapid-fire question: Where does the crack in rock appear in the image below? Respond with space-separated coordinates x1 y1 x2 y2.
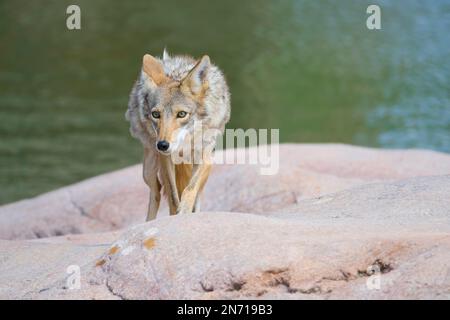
68 192 90 217
257 260 394 297
105 280 126 300
357 259 393 276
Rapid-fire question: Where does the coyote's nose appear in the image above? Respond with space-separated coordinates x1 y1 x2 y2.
157 140 170 152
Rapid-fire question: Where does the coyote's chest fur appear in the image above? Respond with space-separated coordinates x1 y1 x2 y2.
126 50 230 220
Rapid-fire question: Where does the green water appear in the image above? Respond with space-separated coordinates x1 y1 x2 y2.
0 0 449 204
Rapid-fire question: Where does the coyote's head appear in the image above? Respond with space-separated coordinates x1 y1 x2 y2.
135 53 211 155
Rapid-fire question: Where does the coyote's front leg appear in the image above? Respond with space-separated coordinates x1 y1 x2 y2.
160 155 180 215
143 148 161 221
177 154 212 214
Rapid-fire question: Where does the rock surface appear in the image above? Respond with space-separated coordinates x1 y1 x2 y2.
0 144 450 299
2 144 450 240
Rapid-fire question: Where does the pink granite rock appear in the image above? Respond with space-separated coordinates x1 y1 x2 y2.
1 144 450 240
1 144 450 299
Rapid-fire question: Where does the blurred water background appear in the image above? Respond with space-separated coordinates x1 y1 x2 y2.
0 0 449 203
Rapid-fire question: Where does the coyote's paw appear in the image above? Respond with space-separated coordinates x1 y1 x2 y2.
176 203 193 215
176 208 188 215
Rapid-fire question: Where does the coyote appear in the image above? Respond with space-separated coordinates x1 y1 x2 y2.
126 50 230 220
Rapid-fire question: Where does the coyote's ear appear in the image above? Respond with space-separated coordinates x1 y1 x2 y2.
181 55 210 96
142 54 167 86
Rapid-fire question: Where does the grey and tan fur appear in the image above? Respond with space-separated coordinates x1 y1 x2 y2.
126 50 230 220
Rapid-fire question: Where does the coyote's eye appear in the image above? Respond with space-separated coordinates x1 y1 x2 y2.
177 111 187 118
151 111 160 119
